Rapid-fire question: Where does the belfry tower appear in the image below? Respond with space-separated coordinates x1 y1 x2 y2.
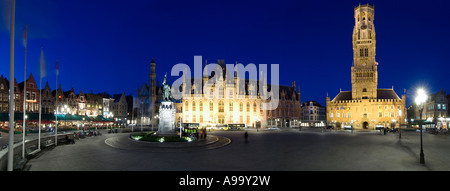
351 4 377 100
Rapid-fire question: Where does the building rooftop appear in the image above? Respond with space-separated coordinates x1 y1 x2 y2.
331 89 401 102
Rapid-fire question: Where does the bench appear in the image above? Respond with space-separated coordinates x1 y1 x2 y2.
13 155 27 171
25 145 41 158
43 139 55 148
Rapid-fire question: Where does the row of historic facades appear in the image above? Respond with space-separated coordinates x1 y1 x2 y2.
407 89 450 129
0 73 130 121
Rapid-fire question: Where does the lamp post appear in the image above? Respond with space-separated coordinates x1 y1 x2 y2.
399 109 402 139
415 88 427 164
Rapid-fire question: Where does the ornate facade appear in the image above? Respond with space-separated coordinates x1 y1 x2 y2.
180 60 301 128
326 4 406 130
137 59 301 128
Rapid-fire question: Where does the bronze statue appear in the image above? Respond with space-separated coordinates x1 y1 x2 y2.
162 73 172 101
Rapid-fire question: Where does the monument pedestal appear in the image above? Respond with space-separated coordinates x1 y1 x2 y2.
156 101 177 136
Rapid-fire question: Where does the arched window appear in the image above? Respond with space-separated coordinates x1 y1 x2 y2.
363 88 367 92
199 101 203 111
192 101 196 111
185 101 189 111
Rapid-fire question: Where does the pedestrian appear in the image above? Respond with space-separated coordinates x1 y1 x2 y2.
244 131 248 143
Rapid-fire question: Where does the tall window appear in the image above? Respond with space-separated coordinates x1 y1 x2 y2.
192 101 196 111
210 102 213 112
219 101 224 112
240 102 243 112
199 101 203 111
229 103 233 111
185 101 188 111
364 48 369 57
219 86 224 98
253 103 257 112
246 102 250 112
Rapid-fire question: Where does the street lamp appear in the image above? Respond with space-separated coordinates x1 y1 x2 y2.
399 109 402 139
415 88 427 164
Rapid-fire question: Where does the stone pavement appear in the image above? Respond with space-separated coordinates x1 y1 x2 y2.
25 128 450 171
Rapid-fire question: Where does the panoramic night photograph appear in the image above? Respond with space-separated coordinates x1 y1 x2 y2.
0 0 449 189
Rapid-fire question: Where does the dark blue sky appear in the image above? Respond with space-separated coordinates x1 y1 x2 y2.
1 0 449 106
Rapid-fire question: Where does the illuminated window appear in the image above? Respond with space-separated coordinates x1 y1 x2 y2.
219 101 224 112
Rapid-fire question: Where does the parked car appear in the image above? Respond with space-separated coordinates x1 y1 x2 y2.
343 125 353 130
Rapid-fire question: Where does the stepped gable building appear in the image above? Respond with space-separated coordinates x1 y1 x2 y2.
326 4 406 130
0 75 9 112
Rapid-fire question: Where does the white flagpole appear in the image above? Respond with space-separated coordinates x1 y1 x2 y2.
131 97 134 132
38 73 42 149
55 61 58 146
7 0 16 171
22 24 27 158
38 45 44 150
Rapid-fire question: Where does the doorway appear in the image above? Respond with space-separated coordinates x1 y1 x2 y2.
363 122 369 129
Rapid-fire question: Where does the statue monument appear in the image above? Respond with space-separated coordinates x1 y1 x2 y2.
156 73 177 136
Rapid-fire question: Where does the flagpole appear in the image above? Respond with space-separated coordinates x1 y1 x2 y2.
38 45 44 150
131 97 134 132
22 24 27 158
55 61 58 146
7 0 16 171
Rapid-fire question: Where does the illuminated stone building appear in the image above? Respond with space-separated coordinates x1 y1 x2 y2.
180 60 301 128
136 58 301 128
326 4 406 130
